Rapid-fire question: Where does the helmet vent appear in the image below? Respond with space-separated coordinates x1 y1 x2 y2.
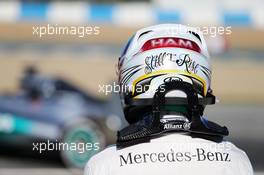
188 31 202 43
138 30 153 40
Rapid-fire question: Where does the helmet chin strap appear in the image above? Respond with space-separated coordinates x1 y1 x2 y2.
117 81 228 149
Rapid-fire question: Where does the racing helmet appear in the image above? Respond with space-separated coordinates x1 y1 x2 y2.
117 24 215 124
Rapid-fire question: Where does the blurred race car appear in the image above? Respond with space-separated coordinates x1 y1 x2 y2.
0 67 124 168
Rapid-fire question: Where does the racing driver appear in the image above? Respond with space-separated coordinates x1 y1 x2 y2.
84 24 253 175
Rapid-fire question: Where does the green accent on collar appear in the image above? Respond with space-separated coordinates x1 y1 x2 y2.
164 105 188 114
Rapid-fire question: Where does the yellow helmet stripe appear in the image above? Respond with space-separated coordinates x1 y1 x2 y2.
132 69 207 97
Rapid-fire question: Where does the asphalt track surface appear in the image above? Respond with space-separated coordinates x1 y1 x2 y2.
0 104 263 175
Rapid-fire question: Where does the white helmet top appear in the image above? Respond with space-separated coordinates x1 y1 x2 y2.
117 24 213 123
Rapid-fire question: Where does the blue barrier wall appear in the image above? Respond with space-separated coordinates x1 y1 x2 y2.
0 1 261 28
